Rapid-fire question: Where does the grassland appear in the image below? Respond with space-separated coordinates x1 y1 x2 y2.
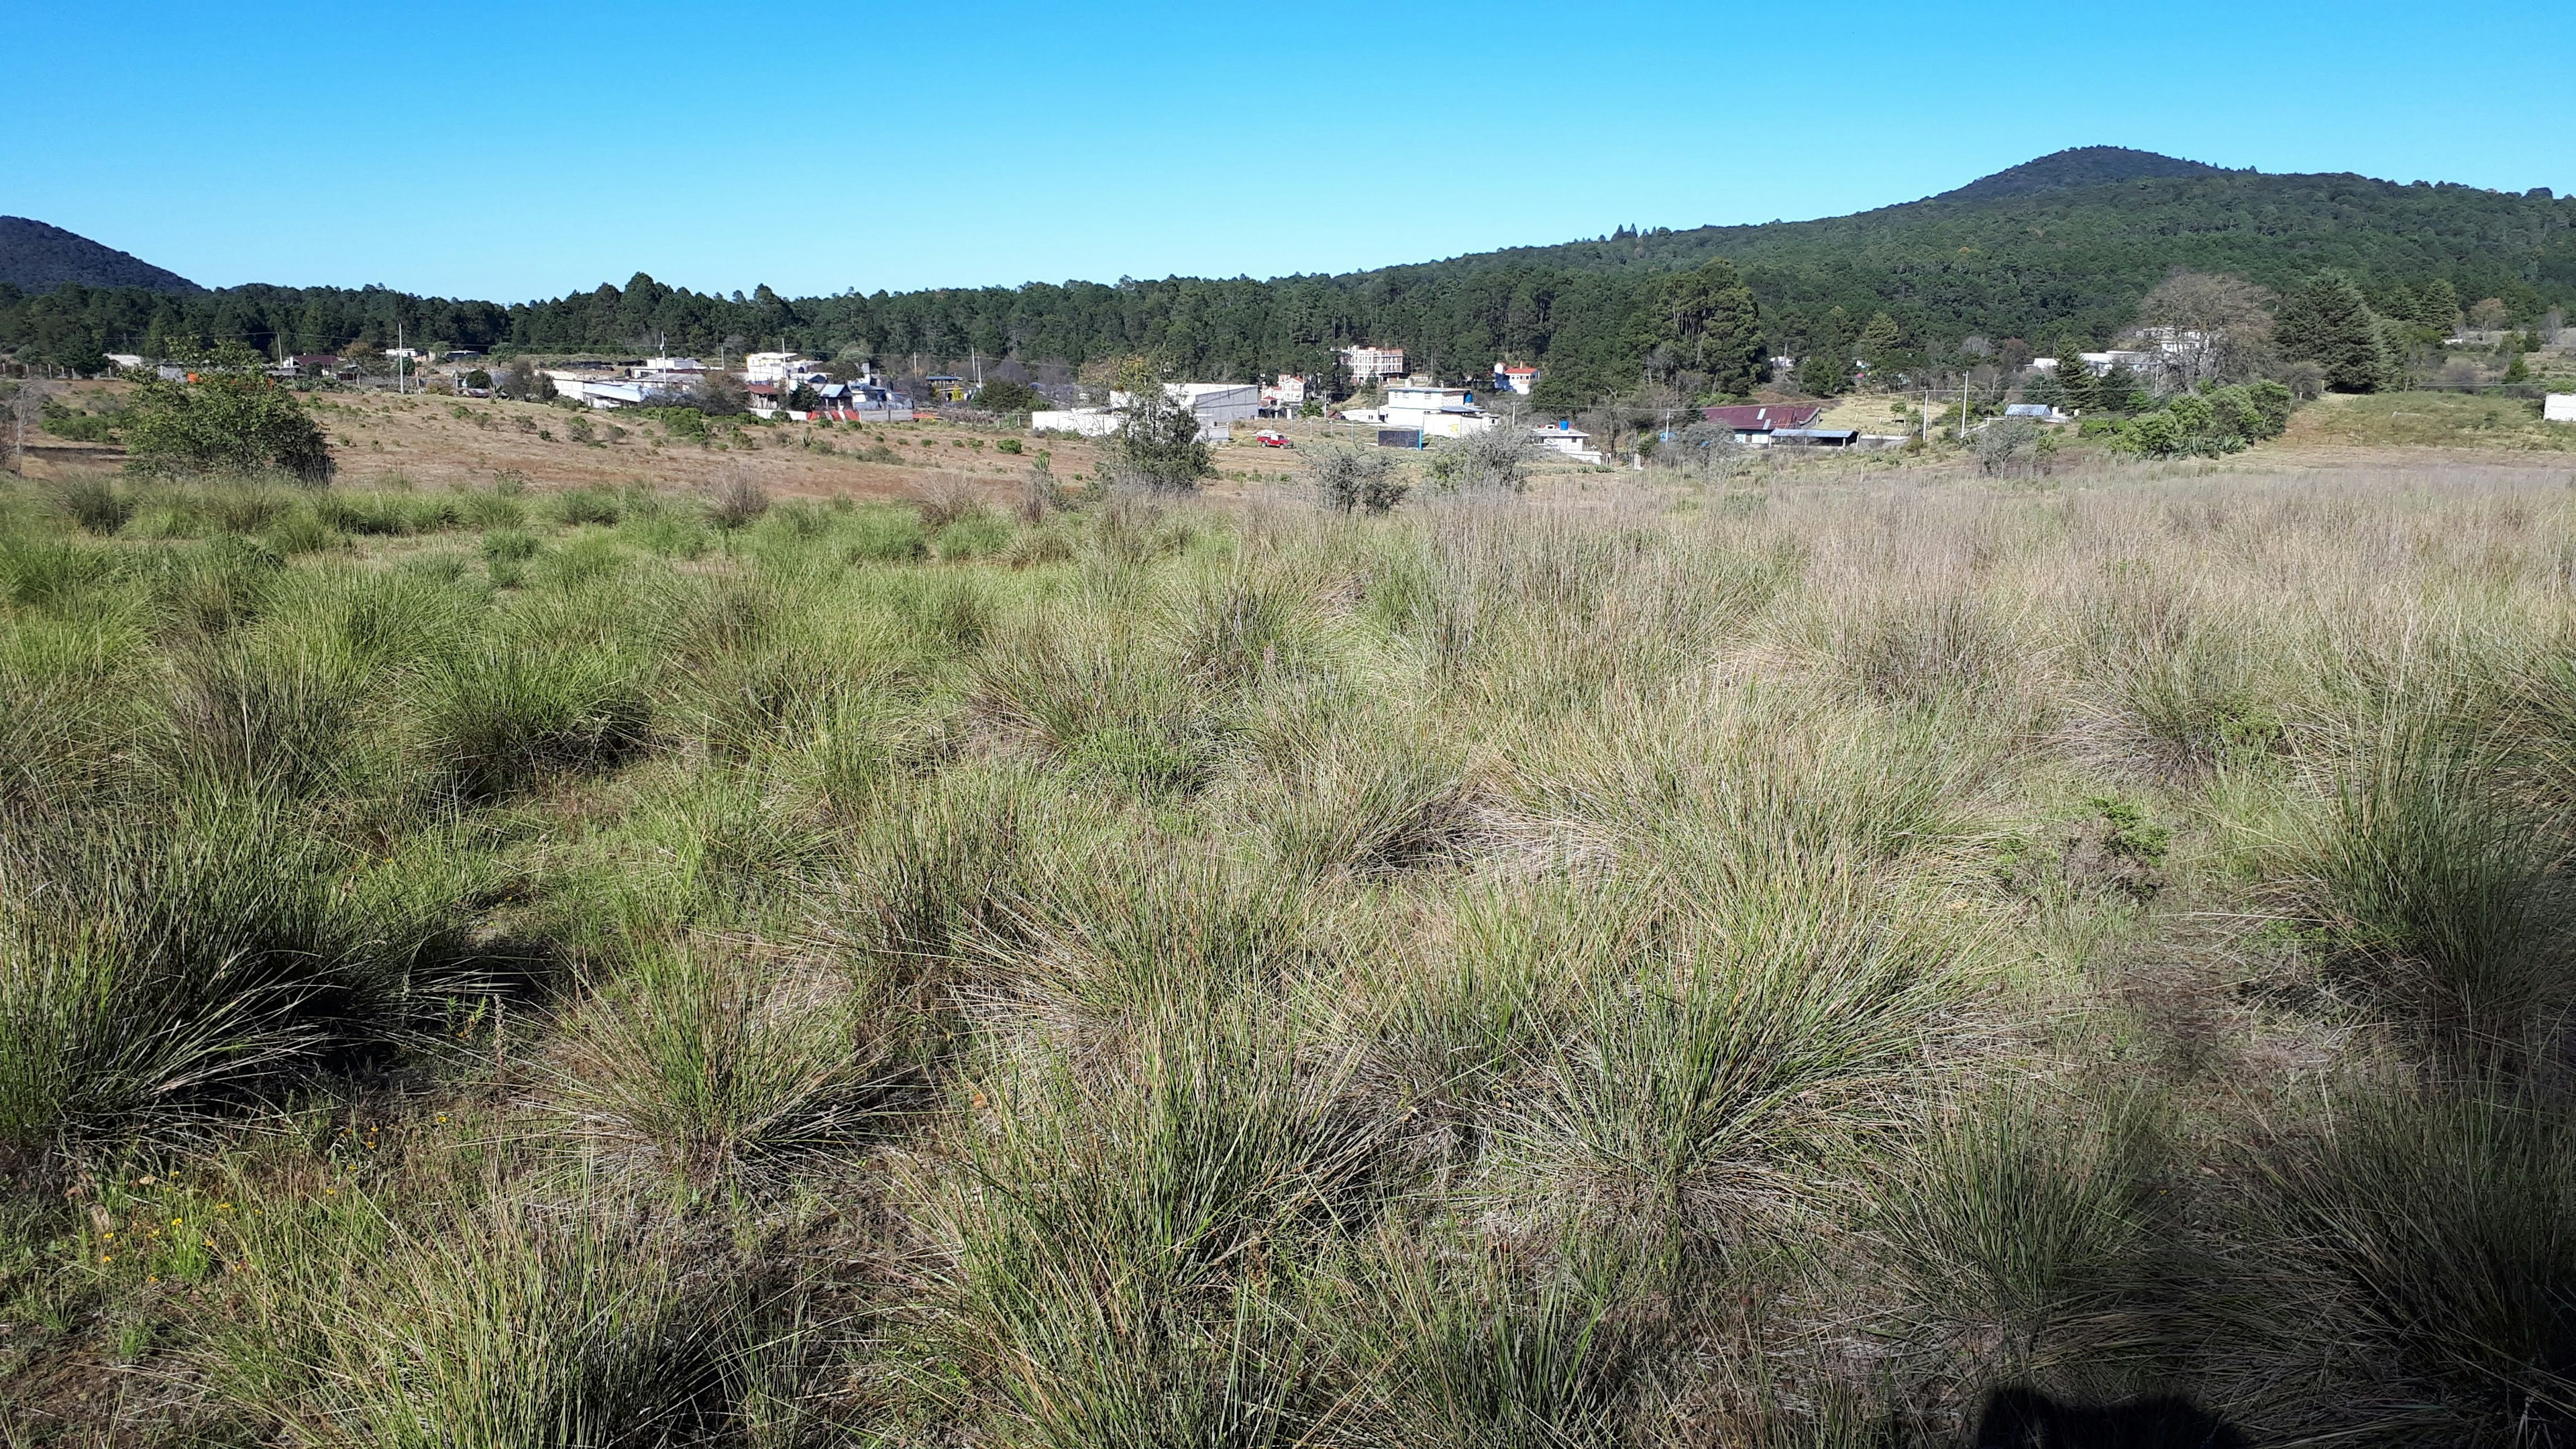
3 457 2575 1446
2284 389 2576 453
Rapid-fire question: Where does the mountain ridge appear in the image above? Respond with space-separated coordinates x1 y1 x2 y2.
0 217 199 295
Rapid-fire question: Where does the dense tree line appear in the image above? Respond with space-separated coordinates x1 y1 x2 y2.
5 168 2571 406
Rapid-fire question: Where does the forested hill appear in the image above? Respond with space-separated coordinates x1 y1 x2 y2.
5 153 2573 405
0 217 199 295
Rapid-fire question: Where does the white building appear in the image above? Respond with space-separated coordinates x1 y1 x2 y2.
2547 394 2576 423
742 352 813 386
1353 382 1497 439
2076 350 2157 376
1529 421 1600 463
1106 382 1260 440
1493 364 1538 396
1263 374 1307 411
1030 408 1121 438
1339 345 1406 383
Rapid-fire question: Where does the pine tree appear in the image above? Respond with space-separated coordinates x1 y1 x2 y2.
2419 278 2462 331
2054 351 2098 414
1650 258 1765 396
2276 272 2396 393
1856 312 1904 386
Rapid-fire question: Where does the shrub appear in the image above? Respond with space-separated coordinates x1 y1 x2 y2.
120 374 333 482
1311 443 1410 514
1424 428 1543 494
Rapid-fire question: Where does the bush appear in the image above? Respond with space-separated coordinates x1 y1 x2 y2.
120 374 333 482
1310 443 1410 514
1424 427 1543 494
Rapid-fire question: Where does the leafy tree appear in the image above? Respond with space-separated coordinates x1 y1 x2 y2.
2133 272 2275 386
1795 347 1847 397
1646 258 1764 396
121 373 333 481
2276 272 2398 393
786 382 822 412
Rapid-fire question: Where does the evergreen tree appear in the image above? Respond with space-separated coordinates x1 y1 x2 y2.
1796 347 1847 396
1856 312 1904 386
2054 354 2098 414
2275 271 2397 392
2419 278 2462 331
1648 258 1764 396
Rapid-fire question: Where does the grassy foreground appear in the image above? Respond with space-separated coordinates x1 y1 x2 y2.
3 464 2575 1446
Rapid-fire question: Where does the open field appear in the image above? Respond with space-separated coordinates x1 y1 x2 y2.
4 459 2576 1446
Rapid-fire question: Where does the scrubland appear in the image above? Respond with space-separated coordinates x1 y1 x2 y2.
3 460 2575 1446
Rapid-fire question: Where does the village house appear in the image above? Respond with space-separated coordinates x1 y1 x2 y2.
1531 419 1601 463
1701 403 1823 443
1493 363 1538 395
1262 374 1307 415
1341 382 1498 439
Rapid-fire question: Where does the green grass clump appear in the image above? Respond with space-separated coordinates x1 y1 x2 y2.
5 466 2576 1446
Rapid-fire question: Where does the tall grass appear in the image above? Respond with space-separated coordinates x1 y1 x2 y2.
7 464 2576 1446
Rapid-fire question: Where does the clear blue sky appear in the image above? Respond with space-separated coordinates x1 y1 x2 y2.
7 1 2570 303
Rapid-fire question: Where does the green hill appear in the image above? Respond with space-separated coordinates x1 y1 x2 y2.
0 216 200 295
4 152 2571 405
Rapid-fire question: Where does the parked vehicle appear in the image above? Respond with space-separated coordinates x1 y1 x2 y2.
1254 429 1291 447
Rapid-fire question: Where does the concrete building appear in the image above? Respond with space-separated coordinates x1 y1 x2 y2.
2548 394 2576 423
743 352 814 386
1342 382 1498 439
1493 363 1538 395
2076 350 2157 376
1263 374 1307 413
1339 345 1406 384
1030 408 1120 438
1531 420 1601 463
1107 382 1261 440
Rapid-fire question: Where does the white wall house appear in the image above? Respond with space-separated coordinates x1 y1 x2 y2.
2547 394 2576 423
1530 421 1600 463
1381 383 1497 439
1493 364 1538 395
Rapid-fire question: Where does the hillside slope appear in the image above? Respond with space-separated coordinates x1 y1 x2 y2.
0 217 199 294
4 153 2573 399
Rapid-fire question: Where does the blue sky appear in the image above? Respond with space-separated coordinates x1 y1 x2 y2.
7 1 2571 302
